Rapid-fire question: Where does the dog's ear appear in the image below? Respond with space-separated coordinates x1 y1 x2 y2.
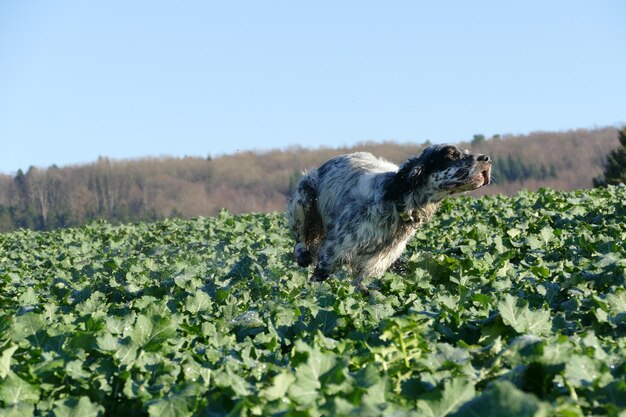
400 157 427 185
384 157 424 201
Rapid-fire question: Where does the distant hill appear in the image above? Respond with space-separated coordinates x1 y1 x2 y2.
0 126 620 232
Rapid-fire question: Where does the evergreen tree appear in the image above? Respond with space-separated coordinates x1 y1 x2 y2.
549 164 558 178
506 154 524 181
539 163 548 180
471 134 485 146
594 128 626 187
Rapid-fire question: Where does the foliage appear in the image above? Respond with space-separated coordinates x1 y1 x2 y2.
594 127 626 187
1 186 626 416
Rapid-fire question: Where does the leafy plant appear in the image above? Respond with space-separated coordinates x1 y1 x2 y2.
1 186 625 416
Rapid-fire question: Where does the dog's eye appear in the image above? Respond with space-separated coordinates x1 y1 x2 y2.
446 148 461 161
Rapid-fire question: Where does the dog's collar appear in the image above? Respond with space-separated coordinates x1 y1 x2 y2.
395 200 418 223
399 210 416 223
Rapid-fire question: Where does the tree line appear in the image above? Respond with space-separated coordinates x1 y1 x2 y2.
492 155 558 183
0 126 621 232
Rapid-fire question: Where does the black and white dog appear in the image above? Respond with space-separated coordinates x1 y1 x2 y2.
286 144 491 291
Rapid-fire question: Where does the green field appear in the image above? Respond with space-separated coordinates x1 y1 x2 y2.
1 186 625 416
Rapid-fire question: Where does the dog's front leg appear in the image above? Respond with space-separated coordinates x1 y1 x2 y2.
310 258 331 282
310 239 335 282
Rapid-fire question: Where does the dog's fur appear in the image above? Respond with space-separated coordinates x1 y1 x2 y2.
286 144 492 291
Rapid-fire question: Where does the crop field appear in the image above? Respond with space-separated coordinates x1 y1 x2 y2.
1 186 625 416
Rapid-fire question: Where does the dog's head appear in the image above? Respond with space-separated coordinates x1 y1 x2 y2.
385 144 491 204
417 144 491 193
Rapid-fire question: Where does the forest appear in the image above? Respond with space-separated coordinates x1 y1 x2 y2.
0 126 620 232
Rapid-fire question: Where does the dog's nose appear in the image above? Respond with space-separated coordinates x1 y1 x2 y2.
477 154 491 163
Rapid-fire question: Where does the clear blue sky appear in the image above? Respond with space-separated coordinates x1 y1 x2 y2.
1 1 625 175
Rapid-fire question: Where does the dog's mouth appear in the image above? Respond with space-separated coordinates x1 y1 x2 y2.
443 164 492 192
477 165 491 186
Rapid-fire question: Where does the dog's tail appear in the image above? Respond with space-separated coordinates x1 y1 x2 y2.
285 171 323 267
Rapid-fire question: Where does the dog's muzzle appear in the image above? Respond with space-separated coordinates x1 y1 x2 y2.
443 154 492 191
476 155 492 187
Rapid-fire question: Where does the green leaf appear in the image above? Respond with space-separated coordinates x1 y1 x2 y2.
499 294 551 336
525 236 544 250
564 355 601 388
450 380 549 417
263 371 296 401
0 402 35 417
183 291 212 314
128 313 176 351
146 385 202 417
95 332 119 352
531 264 551 279
65 360 90 381
354 364 382 389
113 342 139 366
363 376 388 407
605 290 626 318
50 396 104 417
507 228 522 238
147 398 193 417
212 369 252 397
594 252 623 269
0 345 18 379
288 362 322 405
128 314 153 347
17 287 38 306
416 378 475 417
539 226 554 243
12 313 46 347
0 372 40 405
288 341 339 405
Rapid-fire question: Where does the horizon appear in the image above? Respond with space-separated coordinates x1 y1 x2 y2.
2 1 626 175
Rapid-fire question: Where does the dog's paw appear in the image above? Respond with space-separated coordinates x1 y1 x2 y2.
296 250 313 267
294 244 313 267
310 272 329 282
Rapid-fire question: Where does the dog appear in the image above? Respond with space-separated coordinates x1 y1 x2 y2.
285 144 492 291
